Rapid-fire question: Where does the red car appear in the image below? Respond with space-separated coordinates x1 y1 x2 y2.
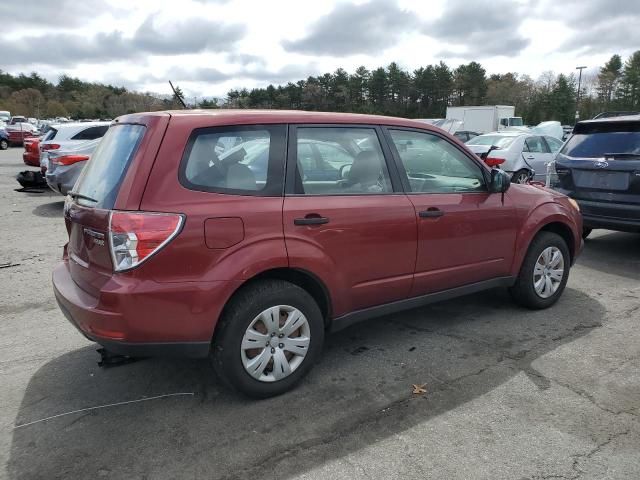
6 128 36 146
23 137 40 167
53 110 583 397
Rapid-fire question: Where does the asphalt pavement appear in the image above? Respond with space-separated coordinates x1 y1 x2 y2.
0 147 638 479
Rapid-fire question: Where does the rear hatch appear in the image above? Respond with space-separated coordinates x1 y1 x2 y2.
64 115 168 296
555 120 640 211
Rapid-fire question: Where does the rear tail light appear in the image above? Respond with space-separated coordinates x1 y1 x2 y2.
52 154 90 166
42 143 60 151
485 157 505 167
109 211 184 272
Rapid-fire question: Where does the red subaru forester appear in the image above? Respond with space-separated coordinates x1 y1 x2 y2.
53 110 583 397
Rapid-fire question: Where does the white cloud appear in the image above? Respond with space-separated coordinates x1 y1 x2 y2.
1 0 638 98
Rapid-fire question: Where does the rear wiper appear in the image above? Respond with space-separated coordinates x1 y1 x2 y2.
68 191 98 203
603 153 640 159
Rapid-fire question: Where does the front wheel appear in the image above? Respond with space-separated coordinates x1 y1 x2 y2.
212 280 324 398
0 139 8 150
511 169 530 184
509 232 570 309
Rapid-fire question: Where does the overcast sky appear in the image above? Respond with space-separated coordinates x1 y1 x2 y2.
3 0 639 99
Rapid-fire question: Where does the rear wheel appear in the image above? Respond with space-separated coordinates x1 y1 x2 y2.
510 232 570 309
512 169 530 184
212 280 324 398
0 139 8 150
582 228 592 239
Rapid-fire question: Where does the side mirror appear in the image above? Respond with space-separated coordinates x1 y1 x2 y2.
489 168 511 194
340 164 351 179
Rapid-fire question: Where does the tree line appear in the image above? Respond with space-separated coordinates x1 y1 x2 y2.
1 51 639 125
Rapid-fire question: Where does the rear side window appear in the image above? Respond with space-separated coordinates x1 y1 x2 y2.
544 136 564 153
561 122 640 158
180 125 286 196
71 125 109 140
73 124 145 208
524 136 549 153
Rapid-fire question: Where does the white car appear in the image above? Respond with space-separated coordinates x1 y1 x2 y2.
40 122 110 169
466 131 564 183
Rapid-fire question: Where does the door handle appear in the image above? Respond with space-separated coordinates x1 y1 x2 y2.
419 208 444 218
526 155 535 160
294 215 330 226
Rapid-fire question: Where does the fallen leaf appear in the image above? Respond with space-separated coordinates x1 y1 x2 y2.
412 384 427 395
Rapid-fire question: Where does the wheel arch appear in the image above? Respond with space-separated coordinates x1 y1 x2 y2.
537 221 576 263
511 202 579 276
216 267 333 335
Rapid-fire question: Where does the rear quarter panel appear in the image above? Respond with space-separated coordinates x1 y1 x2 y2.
136 115 289 281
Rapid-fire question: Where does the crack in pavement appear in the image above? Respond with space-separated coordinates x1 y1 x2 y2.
570 427 633 479
215 361 506 480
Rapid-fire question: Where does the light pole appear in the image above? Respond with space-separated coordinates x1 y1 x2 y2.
575 65 587 123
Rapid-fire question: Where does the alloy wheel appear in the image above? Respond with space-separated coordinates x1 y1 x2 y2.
532 246 564 298
240 305 310 382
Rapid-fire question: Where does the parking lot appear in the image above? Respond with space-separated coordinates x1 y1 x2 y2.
0 145 638 479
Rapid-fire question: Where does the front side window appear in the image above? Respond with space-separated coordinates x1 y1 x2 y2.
181 125 286 195
294 127 392 195
388 129 486 193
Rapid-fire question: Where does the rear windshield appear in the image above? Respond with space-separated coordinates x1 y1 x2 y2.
73 124 145 208
43 128 57 141
466 135 517 148
562 122 640 158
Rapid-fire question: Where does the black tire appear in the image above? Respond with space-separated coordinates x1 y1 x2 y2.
211 279 324 398
0 139 8 150
582 228 592 240
511 169 530 184
509 231 570 309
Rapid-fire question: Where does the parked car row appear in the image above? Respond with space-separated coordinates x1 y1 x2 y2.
466 131 564 184
15 121 111 194
553 115 640 238
463 114 640 239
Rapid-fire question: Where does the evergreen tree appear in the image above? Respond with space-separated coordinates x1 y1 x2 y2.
618 50 640 109
596 54 623 108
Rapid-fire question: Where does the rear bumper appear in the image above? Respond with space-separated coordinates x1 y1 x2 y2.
45 164 83 195
23 152 39 167
52 261 238 358
575 199 640 232
582 215 640 232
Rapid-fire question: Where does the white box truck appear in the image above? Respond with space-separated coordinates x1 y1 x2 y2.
445 106 523 133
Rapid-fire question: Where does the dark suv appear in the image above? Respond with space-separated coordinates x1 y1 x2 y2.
53 110 582 397
554 115 640 237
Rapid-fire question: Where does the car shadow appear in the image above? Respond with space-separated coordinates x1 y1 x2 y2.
8 288 605 480
578 231 640 280
32 201 64 218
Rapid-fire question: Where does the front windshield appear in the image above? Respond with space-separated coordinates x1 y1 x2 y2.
510 117 524 127
467 135 517 148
